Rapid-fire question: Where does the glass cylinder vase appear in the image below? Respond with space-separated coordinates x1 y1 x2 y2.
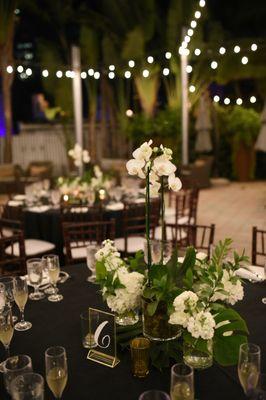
183 339 213 369
115 310 139 326
142 298 182 342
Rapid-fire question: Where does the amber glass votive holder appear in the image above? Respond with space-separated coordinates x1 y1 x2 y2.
130 337 150 378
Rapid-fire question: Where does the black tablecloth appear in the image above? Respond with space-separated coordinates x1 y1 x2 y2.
1 265 265 400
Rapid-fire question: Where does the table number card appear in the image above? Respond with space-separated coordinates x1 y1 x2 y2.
87 307 120 368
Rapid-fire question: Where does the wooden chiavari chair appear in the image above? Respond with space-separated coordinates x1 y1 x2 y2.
63 219 116 265
167 188 199 225
0 220 26 275
60 203 103 224
252 226 266 267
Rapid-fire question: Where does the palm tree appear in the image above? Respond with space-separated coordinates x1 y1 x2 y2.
0 0 16 163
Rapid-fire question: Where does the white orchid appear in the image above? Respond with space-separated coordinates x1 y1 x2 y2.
168 173 182 192
153 155 177 177
126 159 146 179
132 140 153 161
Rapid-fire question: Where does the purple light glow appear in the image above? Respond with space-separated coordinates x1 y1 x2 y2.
0 94 6 137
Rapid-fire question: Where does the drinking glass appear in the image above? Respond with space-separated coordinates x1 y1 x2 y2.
144 240 173 265
238 343 261 395
45 346 68 399
27 258 45 301
0 306 14 372
13 277 32 331
51 190 61 207
130 337 150 378
0 276 17 322
139 391 171 400
262 259 266 304
3 355 32 394
42 254 57 295
87 189 96 206
46 255 63 302
86 244 100 282
80 311 96 349
10 372 44 400
0 282 6 311
170 363 194 400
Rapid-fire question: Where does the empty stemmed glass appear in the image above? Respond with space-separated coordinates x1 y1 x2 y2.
0 306 14 372
170 363 195 400
238 343 261 395
27 258 45 301
13 277 32 331
45 346 68 399
86 244 100 282
46 255 63 302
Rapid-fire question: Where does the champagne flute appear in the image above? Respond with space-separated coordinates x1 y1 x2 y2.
0 277 17 322
45 346 68 399
86 244 100 282
10 372 44 400
0 306 14 372
27 258 45 301
262 258 266 304
13 277 32 331
46 255 63 302
238 343 261 395
0 283 6 312
170 363 194 400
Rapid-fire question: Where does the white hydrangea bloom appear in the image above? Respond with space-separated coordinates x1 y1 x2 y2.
211 270 244 305
95 240 123 271
187 311 216 340
169 310 189 327
68 143 90 166
173 291 199 312
196 252 208 261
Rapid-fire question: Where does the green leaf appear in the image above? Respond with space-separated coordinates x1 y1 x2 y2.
147 300 159 316
214 334 247 366
95 261 107 280
183 268 193 289
214 308 249 335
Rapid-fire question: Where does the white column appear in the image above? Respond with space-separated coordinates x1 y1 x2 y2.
71 45 83 175
180 50 189 165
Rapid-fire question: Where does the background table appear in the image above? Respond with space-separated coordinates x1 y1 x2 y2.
1 265 265 400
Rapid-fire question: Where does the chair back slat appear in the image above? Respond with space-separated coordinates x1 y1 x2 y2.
0 225 26 276
252 226 266 266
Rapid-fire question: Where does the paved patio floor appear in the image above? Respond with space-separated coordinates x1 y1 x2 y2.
197 181 266 258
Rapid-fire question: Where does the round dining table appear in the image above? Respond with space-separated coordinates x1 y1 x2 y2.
1 264 265 400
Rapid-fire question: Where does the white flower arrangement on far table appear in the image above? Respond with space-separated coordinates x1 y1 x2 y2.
68 143 90 167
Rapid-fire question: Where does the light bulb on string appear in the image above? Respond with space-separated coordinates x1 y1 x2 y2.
126 109 133 117
25 68 32 76
224 98 230 105
124 70 131 79
163 68 170 76
165 52 172 59
17 65 23 73
108 71 115 79
194 48 201 56
181 41 188 49
128 60 135 68
213 95 220 103
236 98 243 105
199 0 206 7
142 69 149 78
109 65 115 71
187 29 194 37
186 65 193 73
250 96 256 103
195 11 201 19
184 36 191 44
42 69 49 77
189 85 196 93
211 61 218 69
241 56 248 65
80 71 87 79
88 68 94 76
6 66 13 73
65 70 71 78
147 56 154 64
219 47 226 55
251 43 257 51
190 20 197 28
234 45 241 53
179 47 190 56
56 70 63 78
94 71 100 80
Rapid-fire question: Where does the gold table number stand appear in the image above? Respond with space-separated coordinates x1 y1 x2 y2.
87 308 120 368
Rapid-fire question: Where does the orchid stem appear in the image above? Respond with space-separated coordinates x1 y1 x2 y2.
146 167 152 284
160 176 165 263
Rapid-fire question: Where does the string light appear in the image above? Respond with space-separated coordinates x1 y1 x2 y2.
234 45 241 53
108 71 115 79
219 47 226 55
142 69 149 78
195 11 201 19
179 47 190 56
65 70 72 78
126 109 133 117
6 66 13 73
124 70 131 78
88 68 94 76
94 71 100 79
186 65 193 73
163 67 170 76
109 65 115 71
181 41 188 49
189 85 196 93
56 70 63 78
211 61 218 69
184 36 191 44
236 98 243 105
42 69 49 77
224 98 230 105
17 65 23 73
147 56 154 64
241 56 248 65
187 29 194 37
199 0 206 6
128 60 135 68
213 95 220 102
191 20 197 28
165 52 172 59
251 43 257 51
250 96 256 103
194 48 201 56
80 71 87 79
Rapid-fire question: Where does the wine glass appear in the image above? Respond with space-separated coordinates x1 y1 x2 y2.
0 283 6 312
86 244 100 282
144 240 172 265
139 391 170 400
238 343 261 395
27 258 45 301
45 346 68 399
0 306 14 372
51 190 61 208
0 277 17 322
170 363 194 400
10 372 44 400
3 355 32 395
87 188 96 206
46 255 63 302
262 258 266 304
13 277 32 331
42 255 57 295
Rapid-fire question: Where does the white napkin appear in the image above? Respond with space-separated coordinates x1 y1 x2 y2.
13 195 26 201
134 198 146 204
8 200 24 206
106 202 124 211
27 205 51 213
70 207 88 213
236 266 265 282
